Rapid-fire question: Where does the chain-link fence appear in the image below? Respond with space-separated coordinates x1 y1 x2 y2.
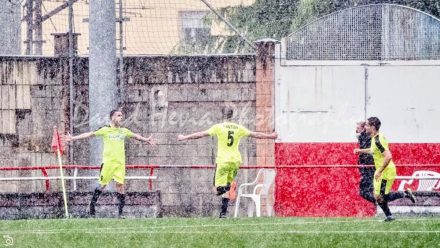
3 2 440 58
0 0 256 56
285 4 440 60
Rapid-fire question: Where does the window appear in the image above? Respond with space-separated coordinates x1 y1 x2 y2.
179 11 210 44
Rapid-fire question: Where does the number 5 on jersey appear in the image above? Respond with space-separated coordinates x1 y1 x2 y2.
227 131 234 147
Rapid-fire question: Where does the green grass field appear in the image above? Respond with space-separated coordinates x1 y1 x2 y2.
1 217 439 248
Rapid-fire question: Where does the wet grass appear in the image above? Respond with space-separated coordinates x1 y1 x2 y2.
0 216 439 247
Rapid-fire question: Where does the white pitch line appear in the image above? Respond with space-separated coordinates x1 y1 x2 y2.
1 230 440 235
0 218 438 235
1 219 380 233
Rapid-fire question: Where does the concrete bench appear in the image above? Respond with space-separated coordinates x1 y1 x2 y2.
0 191 162 219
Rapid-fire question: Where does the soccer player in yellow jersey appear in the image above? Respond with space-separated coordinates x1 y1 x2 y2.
177 108 277 218
354 117 415 221
66 109 156 218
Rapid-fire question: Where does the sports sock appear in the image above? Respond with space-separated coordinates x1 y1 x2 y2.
90 188 102 216
378 201 392 217
220 197 230 216
384 192 405 202
117 193 126 216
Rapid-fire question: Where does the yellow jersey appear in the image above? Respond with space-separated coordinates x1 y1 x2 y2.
371 133 396 177
94 126 134 166
208 122 250 164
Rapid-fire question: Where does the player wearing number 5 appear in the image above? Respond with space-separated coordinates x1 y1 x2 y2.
177 108 277 218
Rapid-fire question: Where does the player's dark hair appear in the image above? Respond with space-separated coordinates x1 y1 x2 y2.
222 107 234 120
367 117 381 131
109 109 120 119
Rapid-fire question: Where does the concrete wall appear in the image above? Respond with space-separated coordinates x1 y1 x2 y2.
0 191 161 219
0 57 69 193
274 45 440 216
275 60 440 143
72 55 258 216
0 53 270 217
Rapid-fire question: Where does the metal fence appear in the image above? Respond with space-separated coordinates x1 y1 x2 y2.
0 0 254 56
285 4 440 60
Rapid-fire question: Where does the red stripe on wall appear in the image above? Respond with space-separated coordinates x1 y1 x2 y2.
275 143 359 165
274 143 440 217
390 143 440 165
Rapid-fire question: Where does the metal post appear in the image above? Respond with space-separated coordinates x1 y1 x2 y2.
34 0 43 55
118 0 125 103
364 66 368 120
0 0 21 55
68 0 75 167
89 0 117 169
25 0 34 55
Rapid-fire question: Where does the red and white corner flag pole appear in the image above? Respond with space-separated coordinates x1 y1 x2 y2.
51 126 69 218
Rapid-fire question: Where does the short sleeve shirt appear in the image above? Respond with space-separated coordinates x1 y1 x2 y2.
94 126 134 165
208 122 250 164
371 133 396 171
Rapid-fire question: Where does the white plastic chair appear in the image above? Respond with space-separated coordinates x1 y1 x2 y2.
398 170 440 191
234 169 276 218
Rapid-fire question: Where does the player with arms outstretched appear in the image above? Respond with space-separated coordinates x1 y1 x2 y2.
178 108 277 218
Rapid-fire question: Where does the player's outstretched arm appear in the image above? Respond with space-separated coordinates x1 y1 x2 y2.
177 131 210 141
353 148 372 155
132 133 157 145
65 132 95 142
249 131 278 139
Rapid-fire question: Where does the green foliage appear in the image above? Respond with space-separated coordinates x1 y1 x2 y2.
174 0 440 54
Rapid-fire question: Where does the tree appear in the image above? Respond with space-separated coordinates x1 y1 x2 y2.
174 0 298 54
174 0 440 54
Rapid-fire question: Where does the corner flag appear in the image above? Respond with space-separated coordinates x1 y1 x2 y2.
51 127 65 155
51 126 69 218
